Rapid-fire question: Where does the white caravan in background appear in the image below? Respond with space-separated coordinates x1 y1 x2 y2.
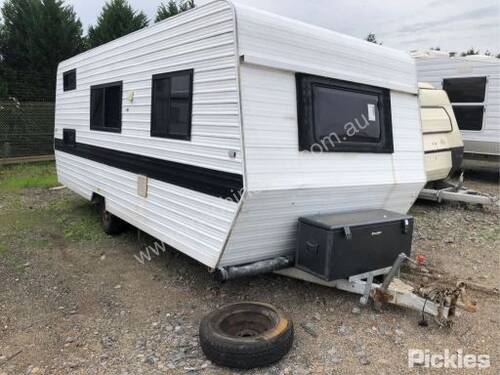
414 50 500 165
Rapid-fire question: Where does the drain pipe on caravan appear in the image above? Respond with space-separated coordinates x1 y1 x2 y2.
215 256 294 282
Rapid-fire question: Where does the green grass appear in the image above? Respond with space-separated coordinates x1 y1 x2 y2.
0 161 111 274
0 161 105 250
57 201 106 242
0 161 58 192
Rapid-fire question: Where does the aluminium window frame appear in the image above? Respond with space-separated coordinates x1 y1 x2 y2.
89 81 123 133
296 73 394 154
150 69 194 141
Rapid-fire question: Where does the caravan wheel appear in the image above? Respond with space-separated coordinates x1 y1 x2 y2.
199 302 293 369
97 200 126 235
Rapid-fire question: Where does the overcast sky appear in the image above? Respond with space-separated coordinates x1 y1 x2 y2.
2 0 499 53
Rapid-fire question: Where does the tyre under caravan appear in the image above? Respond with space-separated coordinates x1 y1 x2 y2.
414 51 500 160
55 0 426 269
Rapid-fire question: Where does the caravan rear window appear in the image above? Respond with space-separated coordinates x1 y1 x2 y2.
442 77 486 131
296 74 393 153
151 70 193 140
90 82 122 132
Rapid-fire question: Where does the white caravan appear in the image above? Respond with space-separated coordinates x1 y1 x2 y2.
55 0 426 270
414 50 500 161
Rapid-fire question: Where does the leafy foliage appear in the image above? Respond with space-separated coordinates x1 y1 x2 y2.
88 0 149 48
460 47 480 56
0 0 84 100
365 32 382 45
155 0 194 23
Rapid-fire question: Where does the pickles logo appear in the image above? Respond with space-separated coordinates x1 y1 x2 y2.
408 349 490 369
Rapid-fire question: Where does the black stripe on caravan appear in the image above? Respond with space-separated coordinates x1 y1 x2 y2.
54 139 244 201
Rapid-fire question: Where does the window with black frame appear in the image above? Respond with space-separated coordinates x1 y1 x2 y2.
442 77 486 131
296 74 394 153
63 69 76 91
151 70 193 140
90 81 123 132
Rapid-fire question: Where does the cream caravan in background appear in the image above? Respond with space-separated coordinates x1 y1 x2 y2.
418 82 464 182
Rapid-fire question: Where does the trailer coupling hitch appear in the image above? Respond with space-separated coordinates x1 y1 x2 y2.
416 282 478 316
366 254 477 325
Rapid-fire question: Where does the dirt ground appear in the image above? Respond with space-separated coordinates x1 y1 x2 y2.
0 163 498 375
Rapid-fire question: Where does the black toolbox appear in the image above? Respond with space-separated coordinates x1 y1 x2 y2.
296 209 413 281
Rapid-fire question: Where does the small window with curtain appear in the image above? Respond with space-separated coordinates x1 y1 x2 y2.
90 81 122 132
442 77 486 131
151 70 193 140
63 69 76 91
296 73 393 153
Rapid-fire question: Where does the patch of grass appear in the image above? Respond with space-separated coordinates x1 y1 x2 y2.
0 161 58 192
50 195 106 242
476 226 500 242
58 207 105 242
0 243 8 254
0 193 105 253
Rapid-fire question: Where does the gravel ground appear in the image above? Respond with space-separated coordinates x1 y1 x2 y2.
0 167 498 375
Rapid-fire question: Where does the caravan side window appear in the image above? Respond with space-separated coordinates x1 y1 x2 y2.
442 77 486 131
296 74 393 153
63 69 76 91
151 70 193 140
90 82 123 132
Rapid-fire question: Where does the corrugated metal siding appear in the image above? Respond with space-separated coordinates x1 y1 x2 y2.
219 183 422 266
415 56 500 155
57 151 237 267
55 1 241 268
233 3 417 94
55 0 242 173
235 64 425 191
219 60 425 266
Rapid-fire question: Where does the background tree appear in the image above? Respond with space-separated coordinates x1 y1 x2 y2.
365 32 382 45
155 0 194 23
460 47 480 56
0 0 85 100
88 0 149 48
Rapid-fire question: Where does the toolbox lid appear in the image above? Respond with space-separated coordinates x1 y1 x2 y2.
299 209 412 230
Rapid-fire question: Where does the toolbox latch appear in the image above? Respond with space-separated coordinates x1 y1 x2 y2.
305 241 319 255
402 219 409 234
343 226 352 240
